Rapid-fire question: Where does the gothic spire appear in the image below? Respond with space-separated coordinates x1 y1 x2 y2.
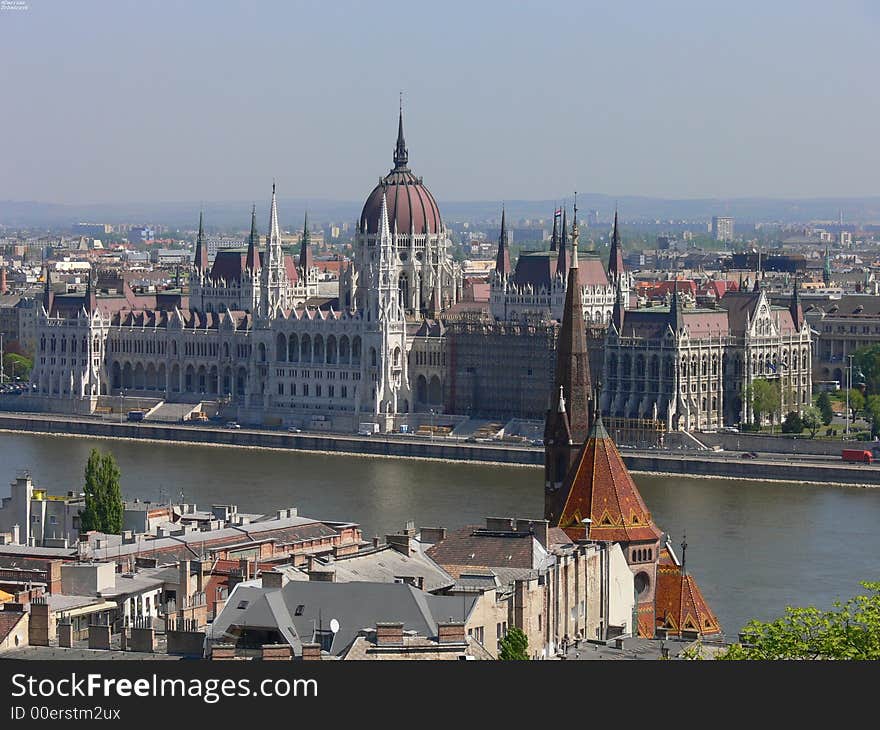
85 266 97 313
789 274 803 330
193 211 207 274
550 207 559 252
680 532 688 577
611 281 626 334
670 279 685 332
608 208 625 281
245 204 260 273
556 206 569 277
268 183 280 244
495 205 511 277
393 95 408 170
299 210 314 275
545 194 591 444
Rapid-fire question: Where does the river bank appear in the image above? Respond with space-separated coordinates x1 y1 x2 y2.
0 412 878 487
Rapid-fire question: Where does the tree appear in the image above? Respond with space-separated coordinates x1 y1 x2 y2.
801 406 823 439
718 581 880 660
749 379 781 429
781 411 803 434
80 448 124 535
498 627 529 660
866 395 880 439
817 391 834 426
848 388 865 423
852 344 880 396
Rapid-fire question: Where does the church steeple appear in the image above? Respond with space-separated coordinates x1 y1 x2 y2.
495 205 511 277
544 196 592 498
393 95 409 170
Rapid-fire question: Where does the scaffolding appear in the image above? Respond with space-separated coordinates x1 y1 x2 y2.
604 416 667 448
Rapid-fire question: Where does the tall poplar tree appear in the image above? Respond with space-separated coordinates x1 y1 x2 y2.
80 448 124 534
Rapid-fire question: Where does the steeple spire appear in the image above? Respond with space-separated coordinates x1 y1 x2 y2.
550 207 559 252
245 204 260 274
680 533 688 576
393 94 408 170
608 208 625 281
556 206 569 276
299 210 314 275
193 211 207 274
495 205 511 277
789 274 803 330
544 193 592 499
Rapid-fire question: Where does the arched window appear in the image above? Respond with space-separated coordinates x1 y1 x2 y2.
276 333 287 362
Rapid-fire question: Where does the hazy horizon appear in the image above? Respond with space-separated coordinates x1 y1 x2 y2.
2 1 878 206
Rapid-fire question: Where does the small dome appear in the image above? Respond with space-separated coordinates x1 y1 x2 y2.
359 107 443 236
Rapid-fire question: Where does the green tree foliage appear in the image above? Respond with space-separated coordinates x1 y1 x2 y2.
718 581 880 660
781 411 803 434
816 391 834 426
80 448 124 535
866 395 880 439
748 379 781 428
498 627 529 660
800 406 823 439
852 344 880 395
848 388 865 422
2 352 32 381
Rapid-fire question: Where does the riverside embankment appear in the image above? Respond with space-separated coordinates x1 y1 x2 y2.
0 412 878 486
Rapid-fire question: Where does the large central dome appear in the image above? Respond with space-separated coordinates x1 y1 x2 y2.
359 108 443 236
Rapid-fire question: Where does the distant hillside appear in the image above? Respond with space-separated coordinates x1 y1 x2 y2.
3 194 880 230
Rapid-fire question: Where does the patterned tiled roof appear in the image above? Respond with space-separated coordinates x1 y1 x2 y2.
655 565 722 638
548 415 663 543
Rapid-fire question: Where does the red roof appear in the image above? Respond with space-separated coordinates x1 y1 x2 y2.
655 563 722 638
548 416 663 543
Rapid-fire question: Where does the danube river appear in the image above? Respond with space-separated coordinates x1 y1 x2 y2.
3 431 880 636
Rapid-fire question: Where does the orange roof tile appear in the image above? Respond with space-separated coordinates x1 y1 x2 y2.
654 564 722 638
549 415 663 543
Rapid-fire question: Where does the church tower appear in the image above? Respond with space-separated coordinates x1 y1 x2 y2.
544 201 592 501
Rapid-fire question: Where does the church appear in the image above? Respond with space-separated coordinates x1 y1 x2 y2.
543 211 721 640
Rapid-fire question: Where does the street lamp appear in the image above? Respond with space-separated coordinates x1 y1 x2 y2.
120 388 126 423
845 355 853 437
429 408 435 441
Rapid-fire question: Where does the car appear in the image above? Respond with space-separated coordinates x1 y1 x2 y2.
287 426 302 433
225 421 241 429
531 439 544 447
740 451 759 459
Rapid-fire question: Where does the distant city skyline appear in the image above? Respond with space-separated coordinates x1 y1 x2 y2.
2 1 879 205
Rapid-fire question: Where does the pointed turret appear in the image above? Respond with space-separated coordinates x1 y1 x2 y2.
42 265 54 313
85 267 97 313
670 280 685 333
544 198 592 496
550 207 559 252
299 211 314 275
393 96 409 170
557 207 569 277
495 205 511 277
823 246 832 287
193 211 208 274
789 275 803 331
611 281 626 334
608 208 625 282
245 204 260 274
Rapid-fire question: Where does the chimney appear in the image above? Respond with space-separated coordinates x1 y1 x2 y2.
372 536 381 549
385 533 414 556
307 568 335 582
437 621 467 644
527 519 549 549
261 571 285 589
301 643 322 661
375 622 404 646
419 527 446 544
261 644 292 661
238 558 252 580
179 560 192 602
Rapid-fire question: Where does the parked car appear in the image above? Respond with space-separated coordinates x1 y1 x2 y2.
740 451 759 459
287 426 302 433
225 421 241 429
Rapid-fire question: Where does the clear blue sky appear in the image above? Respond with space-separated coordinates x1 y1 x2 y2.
1 0 878 205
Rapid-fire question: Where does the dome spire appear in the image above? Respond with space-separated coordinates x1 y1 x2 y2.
393 93 408 169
